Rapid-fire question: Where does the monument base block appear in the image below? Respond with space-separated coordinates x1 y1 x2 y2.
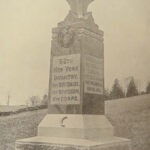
38 114 114 140
15 115 131 150
15 136 131 150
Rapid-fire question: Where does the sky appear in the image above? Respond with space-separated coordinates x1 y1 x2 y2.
0 0 150 105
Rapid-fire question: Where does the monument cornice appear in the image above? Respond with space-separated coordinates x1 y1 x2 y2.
52 26 104 42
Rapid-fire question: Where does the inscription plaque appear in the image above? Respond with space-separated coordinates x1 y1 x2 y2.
51 54 80 105
84 55 104 95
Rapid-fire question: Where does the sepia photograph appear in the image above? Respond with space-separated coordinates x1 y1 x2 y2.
0 0 150 150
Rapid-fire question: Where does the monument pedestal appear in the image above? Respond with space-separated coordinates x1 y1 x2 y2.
16 114 131 150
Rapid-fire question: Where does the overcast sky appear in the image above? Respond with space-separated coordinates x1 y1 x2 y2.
0 0 150 105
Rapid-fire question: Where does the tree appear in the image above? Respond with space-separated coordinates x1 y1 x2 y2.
140 91 146 95
146 82 150 94
41 94 48 106
110 79 125 99
29 96 41 106
126 78 138 97
104 88 110 100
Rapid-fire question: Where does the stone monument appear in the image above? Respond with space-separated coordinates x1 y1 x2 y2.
15 0 131 150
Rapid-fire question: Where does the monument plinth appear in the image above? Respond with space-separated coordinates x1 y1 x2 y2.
15 0 131 150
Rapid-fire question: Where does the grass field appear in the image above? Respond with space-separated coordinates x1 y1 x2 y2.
0 94 150 150
0 109 47 150
0 105 27 112
105 94 150 150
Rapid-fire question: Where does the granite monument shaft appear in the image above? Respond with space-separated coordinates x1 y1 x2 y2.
49 0 104 115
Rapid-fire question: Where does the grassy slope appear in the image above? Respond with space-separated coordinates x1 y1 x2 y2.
105 94 150 150
0 109 47 150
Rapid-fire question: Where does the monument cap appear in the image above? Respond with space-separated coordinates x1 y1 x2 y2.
66 0 94 18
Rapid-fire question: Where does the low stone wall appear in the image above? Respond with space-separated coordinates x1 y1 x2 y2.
105 94 150 150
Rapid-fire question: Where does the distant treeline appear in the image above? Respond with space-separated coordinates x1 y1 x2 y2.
1 77 150 116
104 77 150 100
0 105 47 117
